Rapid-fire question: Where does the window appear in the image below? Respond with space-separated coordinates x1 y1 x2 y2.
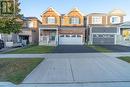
92 16 102 24
111 16 120 24
70 17 80 24
66 35 70 37
60 35 64 37
77 35 81 37
28 21 33 28
47 17 56 24
71 35 76 37
61 18 64 24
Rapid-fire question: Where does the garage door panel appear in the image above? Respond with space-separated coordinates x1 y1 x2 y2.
93 38 115 45
93 34 115 45
59 34 83 45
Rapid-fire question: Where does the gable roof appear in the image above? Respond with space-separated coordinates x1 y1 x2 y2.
41 7 61 16
65 7 85 16
22 17 42 23
87 13 107 16
108 9 126 16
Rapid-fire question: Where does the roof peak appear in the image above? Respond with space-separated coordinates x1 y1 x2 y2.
41 7 61 16
109 9 126 16
65 7 85 16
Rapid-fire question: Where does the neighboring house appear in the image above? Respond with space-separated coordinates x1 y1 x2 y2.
39 7 86 46
18 17 42 45
88 9 126 45
0 17 41 47
0 18 23 47
118 21 130 46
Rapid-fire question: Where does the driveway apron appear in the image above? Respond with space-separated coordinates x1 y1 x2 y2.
53 45 98 53
23 53 130 84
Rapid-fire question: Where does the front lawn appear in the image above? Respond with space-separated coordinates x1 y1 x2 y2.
118 56 130 63
5 45 55 54
0 58 43 84
87 45 112 52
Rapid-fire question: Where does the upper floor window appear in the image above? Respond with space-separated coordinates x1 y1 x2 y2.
28 21 33 28
110 16 120 24
70 17 80 24
47 17 56 24
61 18 64 24
92 16 102 24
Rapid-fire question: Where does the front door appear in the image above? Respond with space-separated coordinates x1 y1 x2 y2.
50 31 56 41
19 35 29 44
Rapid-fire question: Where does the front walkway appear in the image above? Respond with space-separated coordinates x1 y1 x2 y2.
21 53 130 86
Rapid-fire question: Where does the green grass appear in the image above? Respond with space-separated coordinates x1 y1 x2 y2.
87 45 112 52
118 56 130 63
5 45 55 54
0 58 43 84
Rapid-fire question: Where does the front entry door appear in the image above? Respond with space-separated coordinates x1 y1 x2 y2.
50 32 56 41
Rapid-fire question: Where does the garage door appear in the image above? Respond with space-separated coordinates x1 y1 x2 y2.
93 34 115 45
59 34 83 45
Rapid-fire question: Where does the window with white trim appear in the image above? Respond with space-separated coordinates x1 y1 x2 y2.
28 21 33 28
47 17 56 24
92 16 102 24
70 17 80 24
61 18 64 24
110 16 120 24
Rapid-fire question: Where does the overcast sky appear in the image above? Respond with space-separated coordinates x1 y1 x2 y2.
19 0 130 21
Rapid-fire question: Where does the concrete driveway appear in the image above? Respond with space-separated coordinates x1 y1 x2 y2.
101 45 130 52
53 45 98 53
23 53 130 84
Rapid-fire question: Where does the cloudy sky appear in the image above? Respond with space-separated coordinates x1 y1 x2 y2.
19 0 130 21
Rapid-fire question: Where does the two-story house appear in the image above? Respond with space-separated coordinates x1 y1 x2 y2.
39 7 126 46
18 17 42 45
39 7 86 46
88 9 126 45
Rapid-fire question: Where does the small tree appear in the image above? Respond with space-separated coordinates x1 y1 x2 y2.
0 18 22 34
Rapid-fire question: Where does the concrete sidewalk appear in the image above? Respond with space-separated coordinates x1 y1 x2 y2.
0 52 130 58
18 82 130 87
103 52 130 57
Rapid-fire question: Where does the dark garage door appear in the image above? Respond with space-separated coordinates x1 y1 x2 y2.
93 34 115 45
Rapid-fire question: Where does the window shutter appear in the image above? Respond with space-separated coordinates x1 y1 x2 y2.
79 18 80 24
